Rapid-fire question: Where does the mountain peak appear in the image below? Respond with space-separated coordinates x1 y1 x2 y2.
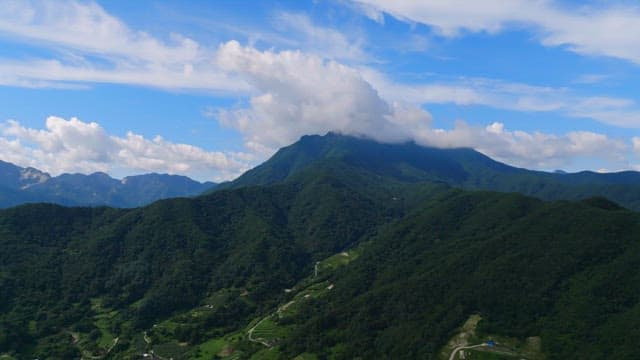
219 133 640 211
222 133 502 189
19 167 51 189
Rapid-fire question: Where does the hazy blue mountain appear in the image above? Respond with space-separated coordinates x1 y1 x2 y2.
0 160 51 190
219 132 640 210
0 161 216 208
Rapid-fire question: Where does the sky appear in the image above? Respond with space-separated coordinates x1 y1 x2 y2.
1 0 640 181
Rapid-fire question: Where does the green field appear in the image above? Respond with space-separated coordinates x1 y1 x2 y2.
194 338 227 359
94 315 116 348
192 330 245 360
251 317 291 343
317 249 359 272
153 341 189 359
26 247 361 360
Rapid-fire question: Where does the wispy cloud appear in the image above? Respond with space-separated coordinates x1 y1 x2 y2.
0 58 248 92
0 0 249 92
360 69 640 128
573 74 611 85
0 0 637 175
0 2 368 92
354 0 640 65
270 12 368 62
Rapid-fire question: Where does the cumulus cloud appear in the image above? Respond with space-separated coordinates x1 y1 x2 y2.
0 116 250 181
2 0 639 129
212 41 628 170
353 0 640 64
215 40 429 153
420 122 628 169
0 2 635 175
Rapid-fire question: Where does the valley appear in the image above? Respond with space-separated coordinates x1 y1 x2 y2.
2 0 638 357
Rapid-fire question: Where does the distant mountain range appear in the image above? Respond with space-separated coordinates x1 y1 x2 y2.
219 132 640 210
5 133 640 210
0 160 216 208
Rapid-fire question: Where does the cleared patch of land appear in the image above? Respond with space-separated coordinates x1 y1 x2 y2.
441 315 545 360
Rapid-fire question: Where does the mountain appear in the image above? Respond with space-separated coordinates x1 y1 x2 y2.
0 162 418 358
1 144 640 359
281 191 640 359
0 160 51 190
0 160 216 208
220 132 640 210
33 172 217 207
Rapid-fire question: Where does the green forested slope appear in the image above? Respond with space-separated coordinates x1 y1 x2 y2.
280 192 640 359
218 133 640 211
2 140 640 359
0 164 433 358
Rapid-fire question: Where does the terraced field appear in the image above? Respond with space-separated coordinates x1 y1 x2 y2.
33 248 361 360
249 316 291 345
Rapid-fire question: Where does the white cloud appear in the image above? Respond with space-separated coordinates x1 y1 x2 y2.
0 58 248 92
3 0 638 129
0 1 635 176
401 120 628 170
215 40 426 153
0 0 249 92
632 137 640 153
573 74 611 85
0 116 250 182
457 123 628 169
0 0 196 63
271 12 367 62
0 2 371 91
359 69 640 128
353 0 640 64
213 41 627 170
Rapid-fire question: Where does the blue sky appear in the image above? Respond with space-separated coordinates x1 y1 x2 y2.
1 0 640 181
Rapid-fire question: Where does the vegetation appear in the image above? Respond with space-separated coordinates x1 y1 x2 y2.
2 133 640 359
277 191 640 359
219 133 640 211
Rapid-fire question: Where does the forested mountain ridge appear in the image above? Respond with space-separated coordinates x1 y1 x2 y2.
279 192 640 359
0 163 432 358
2 135 640 359
0 160 216 208
219 132 640 210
